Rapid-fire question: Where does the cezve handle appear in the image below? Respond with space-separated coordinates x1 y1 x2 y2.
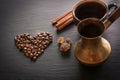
108 7 120 23
104 7 120 29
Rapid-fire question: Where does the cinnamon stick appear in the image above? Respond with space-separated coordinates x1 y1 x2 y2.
52 10 72 25
56 12 73 28
57 17 73 30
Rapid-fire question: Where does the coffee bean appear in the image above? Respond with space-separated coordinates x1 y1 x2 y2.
27 50 31 54
25 53 29 57
30 53 33 56
32 56 37 61
36 53 40 57
37 51 42 55
41 49 44 53
42 33 47 37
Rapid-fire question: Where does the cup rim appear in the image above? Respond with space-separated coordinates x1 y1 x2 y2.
73 0 108 22
77 18 105 39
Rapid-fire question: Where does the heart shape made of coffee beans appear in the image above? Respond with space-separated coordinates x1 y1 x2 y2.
14 32 53 61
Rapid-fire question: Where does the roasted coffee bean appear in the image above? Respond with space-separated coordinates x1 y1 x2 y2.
45 36 49 40
25 53 29 57
46 32 50 35
44 41 48 45
40 45 45 49
27 50 31 54
37 51 42 55
35 53 39 57
43 45 47 48
38 34 42 37
34 45 38 49
32 56 37 61
41 36 45 40
16 44 21 49
42 33 47 37
25 44 30 48
23 46 27 50
41 49 44 53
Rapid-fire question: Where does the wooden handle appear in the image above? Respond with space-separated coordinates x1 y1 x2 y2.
108 7 120 23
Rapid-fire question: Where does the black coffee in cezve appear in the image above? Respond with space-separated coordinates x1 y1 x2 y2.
79 23 103 38
76 2 106 20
